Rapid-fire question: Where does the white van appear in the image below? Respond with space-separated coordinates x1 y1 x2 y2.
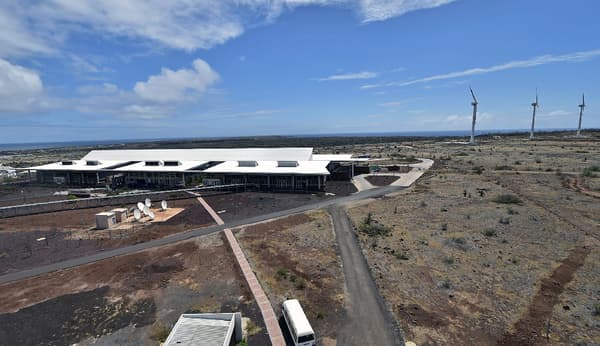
282 299 316 346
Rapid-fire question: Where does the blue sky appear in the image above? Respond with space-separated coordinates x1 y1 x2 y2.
0 0 599 143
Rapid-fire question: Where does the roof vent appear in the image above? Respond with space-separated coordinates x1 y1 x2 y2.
238 161 258 167
145 161 162 166
86 160 101 166
61 160 75 165
277 161 299 167
163 161 181 166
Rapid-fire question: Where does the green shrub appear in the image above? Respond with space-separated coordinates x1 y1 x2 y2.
493 194 522 204
483 228 497 237
592 304 600 316
359 213 391 236
495 165 513 171
499 217 511 225
276 268 289 280
583 166 600 177
295 278 306 290
443 256 455 265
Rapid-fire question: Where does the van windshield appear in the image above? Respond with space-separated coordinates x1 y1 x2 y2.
298 334 314 343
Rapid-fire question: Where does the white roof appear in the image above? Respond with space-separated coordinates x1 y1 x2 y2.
29 160 128 171
84 148 314 162
204 160 330 175
283 299 314 337
312 154 368 162
165 314 236 346
113 160 208 172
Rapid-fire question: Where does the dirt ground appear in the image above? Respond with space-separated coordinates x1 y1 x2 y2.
204 191 333 222
0 198 214 274
0 234 268 346
365 175 399 186
348 136 600 345
233 211 348 345
0 184 67 207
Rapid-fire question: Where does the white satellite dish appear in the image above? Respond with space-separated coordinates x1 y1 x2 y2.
161 200 168 211
143 205 150 215
145 198 151 207
148 210 155 219
137 202 145 211
134 209 141 220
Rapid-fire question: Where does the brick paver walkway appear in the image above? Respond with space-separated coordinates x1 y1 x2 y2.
194 195 285 346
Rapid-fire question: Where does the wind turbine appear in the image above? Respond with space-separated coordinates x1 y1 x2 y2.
530 90 539 140
576 93 585 137
469 87 478 144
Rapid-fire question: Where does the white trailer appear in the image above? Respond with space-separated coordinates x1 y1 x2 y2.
282 299 316 346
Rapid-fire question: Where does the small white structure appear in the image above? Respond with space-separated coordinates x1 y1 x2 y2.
282 299 316 346
95 211 116 230
164 313 242 346
111 208 128 223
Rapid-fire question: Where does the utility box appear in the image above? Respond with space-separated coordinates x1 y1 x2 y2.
111 208 128 223
96 212 116 230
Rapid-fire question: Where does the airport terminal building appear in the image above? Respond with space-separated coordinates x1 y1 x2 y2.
30 148 366 191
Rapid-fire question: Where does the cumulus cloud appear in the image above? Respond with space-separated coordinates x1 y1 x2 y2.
0 1 456 56
134 59 219 103
319 71 378 81
0 59 44 112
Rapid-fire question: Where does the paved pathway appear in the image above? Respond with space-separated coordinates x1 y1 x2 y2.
329 205 403 346
194 194 285 346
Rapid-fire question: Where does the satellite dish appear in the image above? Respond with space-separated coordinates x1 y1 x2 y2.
137 202 145 211
144 198 151 207
134 209 141 220
143 205 150 215
148 210 155 219
161 200 168 211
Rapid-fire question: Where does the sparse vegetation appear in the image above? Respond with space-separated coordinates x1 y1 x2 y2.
493 194 523 204
495 165 513 171
582 166 600 177
245 319 262 337
483 228 497 237
443 256 455 265
149 323 170 343
276 267 289 280
358 212 391 236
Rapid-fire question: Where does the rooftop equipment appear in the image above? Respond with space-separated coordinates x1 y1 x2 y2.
278 161 299 167
111 208 128 222
238 160 258 167
161 200 168 211
96 212 116 230
133 209 142 221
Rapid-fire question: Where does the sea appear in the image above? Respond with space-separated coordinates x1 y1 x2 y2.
0 128 575 151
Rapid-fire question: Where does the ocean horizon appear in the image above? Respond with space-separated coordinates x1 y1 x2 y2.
0 128 585 151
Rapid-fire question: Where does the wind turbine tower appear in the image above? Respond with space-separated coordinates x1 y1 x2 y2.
530 90 539 140
576 93 585 137
469 87 478 144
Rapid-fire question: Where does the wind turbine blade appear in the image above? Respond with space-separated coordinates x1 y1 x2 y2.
583 93 585 106
470 87 478 103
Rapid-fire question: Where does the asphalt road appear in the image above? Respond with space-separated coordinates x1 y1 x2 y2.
328 205 402 346
0 184 402 285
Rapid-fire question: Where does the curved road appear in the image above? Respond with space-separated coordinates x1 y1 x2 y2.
0 184 403 285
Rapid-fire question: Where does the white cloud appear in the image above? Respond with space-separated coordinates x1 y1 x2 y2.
360 83 383 89
0 59 44 112
123 105 171 120
134 59 219 103
379 101 403 107
540 110 572 118
0 5 54 57
395 49 600 87
357 0 456 23
0 1 456 56
319 71 378 81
